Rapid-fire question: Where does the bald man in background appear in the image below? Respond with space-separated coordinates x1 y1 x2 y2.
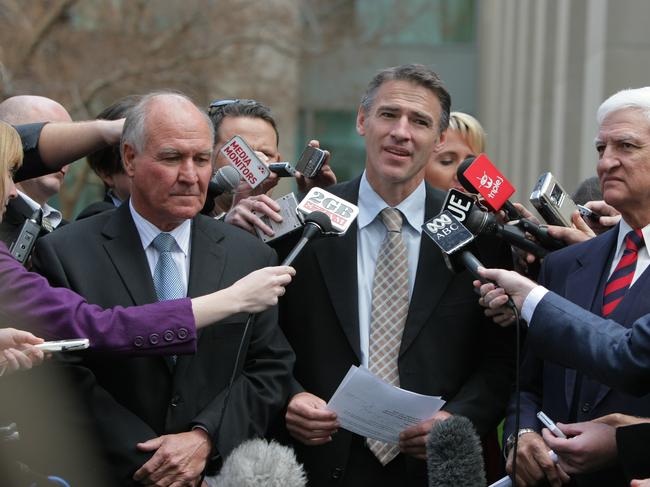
0 95 72 247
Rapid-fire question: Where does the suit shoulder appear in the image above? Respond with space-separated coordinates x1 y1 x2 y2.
38 209 114 247
543 228 612 268
196 214 274 256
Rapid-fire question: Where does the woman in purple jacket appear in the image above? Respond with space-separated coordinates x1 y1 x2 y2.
0 121 293 373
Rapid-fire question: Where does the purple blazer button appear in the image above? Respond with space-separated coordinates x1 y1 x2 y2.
134 336 144 347
163 330 174 342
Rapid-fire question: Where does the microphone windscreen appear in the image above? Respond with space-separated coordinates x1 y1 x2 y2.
426 415 486 487
212 165 241 193
304 210 334 233
214 438 307 487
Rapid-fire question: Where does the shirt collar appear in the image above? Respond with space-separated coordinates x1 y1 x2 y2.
357 171 425 233
129 199 191 257
616 218 650 254
17 190 62 225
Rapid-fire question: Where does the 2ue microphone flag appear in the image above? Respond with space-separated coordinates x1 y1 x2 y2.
461 153 515 212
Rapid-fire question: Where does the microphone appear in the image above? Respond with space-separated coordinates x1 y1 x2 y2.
214 438 307 487
208 165 241 198
426 415 486 487
202 166 241 215
464 206 551 258
281 211 333 266
457 155 522 220
422 209 487 281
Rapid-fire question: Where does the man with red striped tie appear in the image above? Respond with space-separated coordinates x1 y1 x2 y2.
498 87 650 487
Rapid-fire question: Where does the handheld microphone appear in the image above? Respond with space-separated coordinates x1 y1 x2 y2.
457 156 522 220
281 211 333 266
208 165 240 198
426 415 486 487
215 438 307 487
464 206 550 258
202 166 241 215
422 209 486 281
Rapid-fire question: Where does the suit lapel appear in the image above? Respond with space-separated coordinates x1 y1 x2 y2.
563 228 619 408
400 186 450 356
312 180 362 360
101 204 158 306
174 217 227 378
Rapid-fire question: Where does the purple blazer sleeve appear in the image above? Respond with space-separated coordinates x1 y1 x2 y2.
0 242 197 354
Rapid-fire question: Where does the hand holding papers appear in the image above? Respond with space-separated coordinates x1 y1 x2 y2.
326 366 446 444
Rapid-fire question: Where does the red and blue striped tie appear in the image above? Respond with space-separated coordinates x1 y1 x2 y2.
602 229 645 317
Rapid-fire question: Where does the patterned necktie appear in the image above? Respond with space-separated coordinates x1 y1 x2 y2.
602 229 644 317
367 208 410 466
152 233 185 301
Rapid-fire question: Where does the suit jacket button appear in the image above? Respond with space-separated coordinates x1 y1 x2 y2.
149 333 159 345
581 402 591 413
134 336 144 347
331 467 343 480
177 327 188 340
163 330 174 342
170 394 181 407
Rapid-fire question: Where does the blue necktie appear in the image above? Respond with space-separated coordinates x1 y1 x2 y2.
152 233 184 301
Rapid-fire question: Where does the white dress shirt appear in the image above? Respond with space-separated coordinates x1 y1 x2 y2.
129 199 192 296
17 190 63 229
356 171 425 367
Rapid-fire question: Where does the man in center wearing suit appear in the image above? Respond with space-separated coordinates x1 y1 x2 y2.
32 92 295 486
278 64 515 486
502 87 650 487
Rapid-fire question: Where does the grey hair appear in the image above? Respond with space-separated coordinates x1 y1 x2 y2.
120 91 215 157
359 64 451 135
597 87 650 125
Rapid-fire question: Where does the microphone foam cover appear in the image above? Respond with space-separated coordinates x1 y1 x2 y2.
215 438 307 487
213 165 241 192
304 210 334 233
426 415 486 487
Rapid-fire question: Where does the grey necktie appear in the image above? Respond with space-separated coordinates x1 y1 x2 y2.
367 207 409 465
152 233 184 301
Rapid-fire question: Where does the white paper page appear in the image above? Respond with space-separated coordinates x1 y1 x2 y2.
326 366 446 444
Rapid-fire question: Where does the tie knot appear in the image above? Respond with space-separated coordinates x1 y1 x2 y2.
625 229 645 252
152 232 177 253
380 208 403 233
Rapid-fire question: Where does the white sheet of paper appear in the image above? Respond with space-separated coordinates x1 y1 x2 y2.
326 366 446 444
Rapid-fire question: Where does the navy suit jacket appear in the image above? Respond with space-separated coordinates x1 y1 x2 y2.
505 225 650 486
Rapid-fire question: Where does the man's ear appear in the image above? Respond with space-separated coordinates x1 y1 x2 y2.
122 144 137 177
433 129 447 152
356 106 367 137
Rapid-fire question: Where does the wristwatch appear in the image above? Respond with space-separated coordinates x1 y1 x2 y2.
505 428 537 456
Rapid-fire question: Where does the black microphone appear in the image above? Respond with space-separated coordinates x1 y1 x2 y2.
281 211 333 266
214 438 307 487
464 206 550 258
426 415 486 487
457 157 523 221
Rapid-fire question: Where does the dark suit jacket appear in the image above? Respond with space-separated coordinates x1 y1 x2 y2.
276 178 515 486
32 203 295 484
76 193 117 221
0 195 68 249
505 225 650 486
529 291 650 395
616 423 650 481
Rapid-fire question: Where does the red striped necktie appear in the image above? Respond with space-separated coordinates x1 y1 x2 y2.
602 229 645 317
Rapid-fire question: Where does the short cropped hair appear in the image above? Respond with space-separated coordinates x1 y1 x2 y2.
207 99 279 146
448 112 486 154
359 64 452 135
597 87 650 125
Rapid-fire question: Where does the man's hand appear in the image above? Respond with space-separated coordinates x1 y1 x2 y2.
285 392 339 446
399 410 451 460
295 140 336 194
226 266 295 313
542 421 618 475
0 328 45 376
133 430 212 486
593 412 650 428
225 194 282 236
506 431 571 486
583 200 620 234
631 479 650 487
475 267 538 311
545 210 595 245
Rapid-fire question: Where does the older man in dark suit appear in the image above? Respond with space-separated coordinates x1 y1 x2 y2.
278 64 515 487
32 92 294 486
